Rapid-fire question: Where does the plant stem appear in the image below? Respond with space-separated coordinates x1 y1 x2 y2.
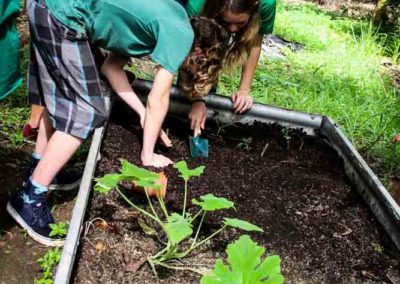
179 226 226 258
151 246 169 260
157 195 169 218
190 210 203 223
115 188 160 224
190 211 206 250
143 187 160 221
183 179 188 217
151 260 205 275
147 257 158 277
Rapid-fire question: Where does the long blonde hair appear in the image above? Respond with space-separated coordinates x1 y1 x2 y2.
202 0 260 70
178 17 229 97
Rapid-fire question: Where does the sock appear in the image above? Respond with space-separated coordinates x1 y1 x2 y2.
32 152 42 161
30 177 49 194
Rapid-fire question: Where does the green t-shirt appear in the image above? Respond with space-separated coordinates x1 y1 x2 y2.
45 0 194 74
184 0 276 35
0 0 21 99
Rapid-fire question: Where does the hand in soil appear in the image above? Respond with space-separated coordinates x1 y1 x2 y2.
142 153 173 168
159 129 172 147
392 133 400 144
189 101 207 137
231 89 253 113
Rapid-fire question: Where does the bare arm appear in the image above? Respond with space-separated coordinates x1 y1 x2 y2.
141 68 174 167
232 34 263 113
101 52 146 117
101 52 172 148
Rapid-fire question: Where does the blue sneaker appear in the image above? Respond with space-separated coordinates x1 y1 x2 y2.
24 155 82 191
7 179 65 247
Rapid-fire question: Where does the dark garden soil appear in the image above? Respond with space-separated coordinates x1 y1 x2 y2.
0 146 85 283
74 101 400 284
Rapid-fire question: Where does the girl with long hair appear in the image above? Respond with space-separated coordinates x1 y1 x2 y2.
178 0 276 136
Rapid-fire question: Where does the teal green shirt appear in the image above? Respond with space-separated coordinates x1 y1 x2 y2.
184 0 276 34
45 0 194 74
0 0 21 99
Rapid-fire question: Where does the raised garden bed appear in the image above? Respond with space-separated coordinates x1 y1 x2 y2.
71 98 399 283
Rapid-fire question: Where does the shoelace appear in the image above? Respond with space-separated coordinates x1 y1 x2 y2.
31 195 54 226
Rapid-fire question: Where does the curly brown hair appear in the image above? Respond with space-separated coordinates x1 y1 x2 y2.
202 0 260 70
178 17 229 98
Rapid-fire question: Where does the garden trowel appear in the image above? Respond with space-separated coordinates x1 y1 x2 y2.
189 136 208 158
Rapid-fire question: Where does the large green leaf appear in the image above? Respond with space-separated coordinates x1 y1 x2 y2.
200 235 284 284
201 260 242 284
173 160 205 181
94 174 122 194
120 159 158 179
164 213 193 245
224 218 264 232
192 194 234 211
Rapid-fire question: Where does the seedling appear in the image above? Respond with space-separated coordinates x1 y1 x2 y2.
35 248 61 284
95 160 263 275
237 137 253 152
281 128 291 150
201 235 284 284
49 222 68 238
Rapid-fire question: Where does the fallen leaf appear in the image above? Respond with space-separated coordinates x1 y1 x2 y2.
94 241 107 253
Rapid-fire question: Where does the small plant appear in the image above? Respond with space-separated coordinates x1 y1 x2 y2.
49 222 68 238
237 137 253 152
373 243 384 253
281 128 291 150
95 160 263 275
201 235 284 284
36 248 61 284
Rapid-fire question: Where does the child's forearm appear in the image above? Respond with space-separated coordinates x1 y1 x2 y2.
238 34 263 92
141 68 173 164
101 52 145 116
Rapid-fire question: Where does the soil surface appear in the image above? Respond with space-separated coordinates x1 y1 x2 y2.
74 102 400 284
0 145 86 283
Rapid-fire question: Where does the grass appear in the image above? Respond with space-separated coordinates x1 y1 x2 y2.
218 1 400 180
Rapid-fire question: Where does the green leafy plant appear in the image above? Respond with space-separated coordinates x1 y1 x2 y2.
35 248 61 284
95 160 263 275
49 222 68 238
237 138 253 152
201 235 284 284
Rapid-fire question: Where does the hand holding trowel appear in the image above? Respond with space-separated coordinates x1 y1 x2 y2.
188 100 209 158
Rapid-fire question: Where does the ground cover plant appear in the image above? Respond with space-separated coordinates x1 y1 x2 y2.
94 160 284 283
35 222 68 284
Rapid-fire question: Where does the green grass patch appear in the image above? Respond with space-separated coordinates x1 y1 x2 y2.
219 1 400 178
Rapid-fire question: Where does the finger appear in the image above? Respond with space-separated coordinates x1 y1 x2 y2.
235 98 247 113
231 93 237 103
241 99 252 113
233 96 242 110
392 135 400 144
194 125 201 137
160 131 172 147
190 117 196 130
201 116 206 129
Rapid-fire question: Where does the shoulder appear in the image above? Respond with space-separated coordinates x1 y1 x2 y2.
259 0 277 13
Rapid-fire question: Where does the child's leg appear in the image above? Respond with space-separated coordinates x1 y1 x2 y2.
32 130 82 187
8 0 109 247
34 109 55 157
28 104 45 129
